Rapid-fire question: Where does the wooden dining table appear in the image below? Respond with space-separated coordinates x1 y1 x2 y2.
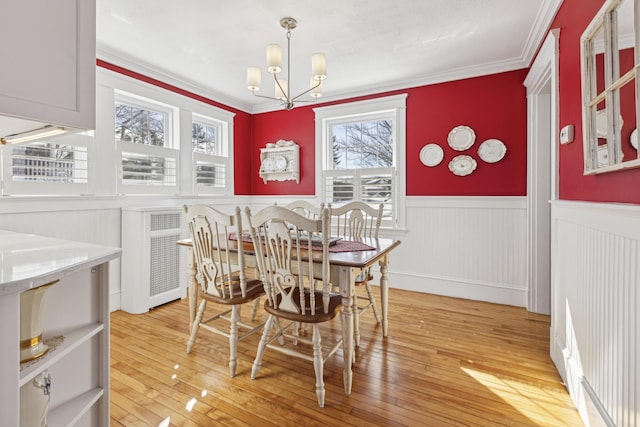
177 235 401 396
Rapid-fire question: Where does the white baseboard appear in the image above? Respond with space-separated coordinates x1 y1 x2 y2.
386 271 528 307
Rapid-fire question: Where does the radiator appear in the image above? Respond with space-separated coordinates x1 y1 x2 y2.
121 207 185 313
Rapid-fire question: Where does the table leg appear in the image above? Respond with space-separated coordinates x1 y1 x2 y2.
186 247 197 327
379 255 389 337
338 266 356 395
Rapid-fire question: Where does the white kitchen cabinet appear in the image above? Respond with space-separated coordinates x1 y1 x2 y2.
0 0 96 134
0 230 121 426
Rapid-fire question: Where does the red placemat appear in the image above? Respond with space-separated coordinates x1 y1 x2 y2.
229 233 374 252
328 240 375 253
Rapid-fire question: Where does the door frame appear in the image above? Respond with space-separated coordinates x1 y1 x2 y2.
523 29 560 314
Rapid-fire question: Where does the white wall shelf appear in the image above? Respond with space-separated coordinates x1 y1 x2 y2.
259 140 300 184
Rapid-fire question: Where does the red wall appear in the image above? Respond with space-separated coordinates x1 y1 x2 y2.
96 60 253 195
249 106 317 195
550 0 640 204
250 70 528 196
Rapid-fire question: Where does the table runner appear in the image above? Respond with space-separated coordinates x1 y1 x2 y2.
229 232 375 253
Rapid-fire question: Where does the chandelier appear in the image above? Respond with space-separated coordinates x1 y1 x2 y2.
246 17 327 110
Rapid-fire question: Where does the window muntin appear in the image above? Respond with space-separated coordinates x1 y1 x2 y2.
191 114 229 194
115 92 178 193
192 120 221 155
315 94 406 229
115 103 168 147
331 119 393 169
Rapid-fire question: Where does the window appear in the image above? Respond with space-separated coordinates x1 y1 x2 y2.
1 132 91 195
115 91 179 194
581 0 640 174
314 94 407 229
191 114 230 194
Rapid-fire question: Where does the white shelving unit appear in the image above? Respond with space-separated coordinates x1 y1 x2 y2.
0 230 121 426
259 140 300 183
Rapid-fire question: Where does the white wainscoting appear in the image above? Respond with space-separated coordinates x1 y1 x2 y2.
0 195 529 310
551 200 640 427
0 195 245 311
395 197 529 307
252 196 529 307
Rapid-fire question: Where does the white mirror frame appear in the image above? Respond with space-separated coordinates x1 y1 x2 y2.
581 0 640 174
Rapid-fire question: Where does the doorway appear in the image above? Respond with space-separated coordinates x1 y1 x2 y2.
524 29 559 315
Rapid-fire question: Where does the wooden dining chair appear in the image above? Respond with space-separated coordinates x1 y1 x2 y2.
328 201 384 344
183 204 265 377
245 205 344 407
283 200 324 219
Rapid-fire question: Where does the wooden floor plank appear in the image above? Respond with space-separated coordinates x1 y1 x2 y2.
110 288 583 426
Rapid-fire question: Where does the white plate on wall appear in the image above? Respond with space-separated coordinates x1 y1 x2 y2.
595 109 624 138
631 129 638 149
447 125 476 151
477 139 507 163
597 145 624 167
448 155 477 176
419 144 444 167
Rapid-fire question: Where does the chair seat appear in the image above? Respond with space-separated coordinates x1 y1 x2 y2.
264 288 342 323
354 273 374 285
200 278 265 305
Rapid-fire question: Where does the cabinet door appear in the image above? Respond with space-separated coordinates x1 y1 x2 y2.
0 0 96 130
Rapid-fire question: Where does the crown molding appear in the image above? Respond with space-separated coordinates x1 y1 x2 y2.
97 46 254 113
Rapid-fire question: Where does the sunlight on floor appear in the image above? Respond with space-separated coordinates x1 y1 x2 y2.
461 367 571 426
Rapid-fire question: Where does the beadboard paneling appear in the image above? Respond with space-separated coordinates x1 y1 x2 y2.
551 201 640 427
391 197 528 307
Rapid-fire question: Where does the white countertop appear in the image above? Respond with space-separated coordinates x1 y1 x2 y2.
0 230 121 295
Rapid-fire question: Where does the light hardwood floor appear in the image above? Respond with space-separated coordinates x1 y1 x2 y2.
110 288 583 426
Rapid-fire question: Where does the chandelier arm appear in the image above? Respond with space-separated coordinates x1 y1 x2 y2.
273 73 288 101
247 17 325 110
250 92 281 101
290 80 321 103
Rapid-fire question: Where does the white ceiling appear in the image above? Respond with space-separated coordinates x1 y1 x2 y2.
96 0 560 114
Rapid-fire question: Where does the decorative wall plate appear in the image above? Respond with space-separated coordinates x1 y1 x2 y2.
447 125 476 151
631 129 638 149
595 109 624 138
477 139 507 163
419 144 444 167
597 145 624 167
261 157 275 172
272 155 288 172
448 155 477 176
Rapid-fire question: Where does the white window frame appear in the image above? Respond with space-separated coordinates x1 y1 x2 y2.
191 112 232 195
1 131 92 196
581 0 640 174
314 93 407 230
115 90 180 195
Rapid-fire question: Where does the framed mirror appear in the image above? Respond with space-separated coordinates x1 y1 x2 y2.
581 0 640 174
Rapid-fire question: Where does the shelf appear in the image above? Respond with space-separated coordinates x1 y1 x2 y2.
259 141 300 183
19 323 103 387
47 386 103 427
